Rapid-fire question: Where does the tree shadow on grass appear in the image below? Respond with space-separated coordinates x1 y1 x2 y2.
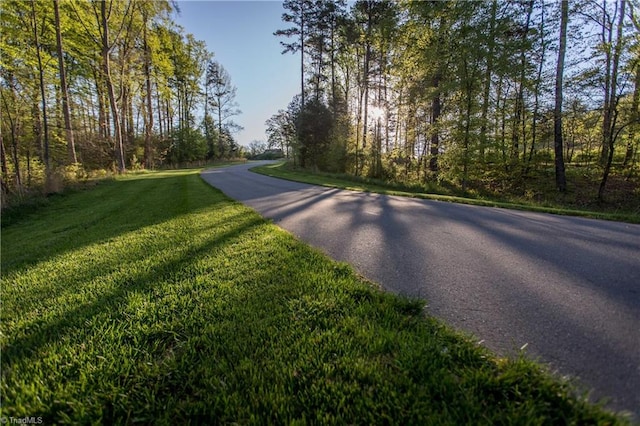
1 169 272 419
1 170 228 275
2 212 265 370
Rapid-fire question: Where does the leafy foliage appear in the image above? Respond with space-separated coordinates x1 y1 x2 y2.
166 128 207 164
296 99 334 170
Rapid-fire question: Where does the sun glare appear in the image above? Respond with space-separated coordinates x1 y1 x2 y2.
369 106 385 121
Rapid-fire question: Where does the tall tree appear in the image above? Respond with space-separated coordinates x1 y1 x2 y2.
53 0 77 164
30 0 51 181
95 0 129 173
206 60 242 159
479 0 499 161
598 0 616 165
554 0 568 192
275 0 313 107
266 108 296 158
0 92 10 197
142 5 154 168
599 0 628 200
511 0 535 166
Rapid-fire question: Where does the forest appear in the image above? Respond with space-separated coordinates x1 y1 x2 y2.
1 0 638 211
0 0 242 200
267 0 639 208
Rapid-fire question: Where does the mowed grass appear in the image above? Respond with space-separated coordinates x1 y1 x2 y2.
1 169 625 424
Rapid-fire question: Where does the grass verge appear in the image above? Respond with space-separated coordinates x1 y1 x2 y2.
1 167 628 424
252 162 640 223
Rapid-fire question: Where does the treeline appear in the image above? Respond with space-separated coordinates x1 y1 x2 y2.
0 0 241 198
268 0 639 202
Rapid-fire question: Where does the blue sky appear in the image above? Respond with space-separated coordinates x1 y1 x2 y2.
172 1 300 147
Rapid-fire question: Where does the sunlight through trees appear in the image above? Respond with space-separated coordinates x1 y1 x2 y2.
271 0 639 204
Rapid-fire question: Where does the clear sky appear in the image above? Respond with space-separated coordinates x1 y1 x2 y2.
172 1 300 148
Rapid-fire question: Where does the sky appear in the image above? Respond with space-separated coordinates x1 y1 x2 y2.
172 1 300 148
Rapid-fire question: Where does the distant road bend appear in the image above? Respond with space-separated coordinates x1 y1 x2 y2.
201 162 640 418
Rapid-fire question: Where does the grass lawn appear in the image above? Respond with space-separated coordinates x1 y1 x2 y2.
0 168 627 424
252 162 640 224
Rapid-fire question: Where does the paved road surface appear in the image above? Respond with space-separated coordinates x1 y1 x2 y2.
201 162 640 418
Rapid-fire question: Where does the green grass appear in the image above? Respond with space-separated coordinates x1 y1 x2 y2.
1 168 628 424
252 162 640 224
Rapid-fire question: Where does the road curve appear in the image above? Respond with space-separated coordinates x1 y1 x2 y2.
201 162 640 418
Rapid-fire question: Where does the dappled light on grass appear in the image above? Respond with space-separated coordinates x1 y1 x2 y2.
1 169 626 423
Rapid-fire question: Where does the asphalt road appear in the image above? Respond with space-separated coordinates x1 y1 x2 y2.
201 162 640 418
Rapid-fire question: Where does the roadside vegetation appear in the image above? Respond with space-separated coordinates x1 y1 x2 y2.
1 167 629 423
265 0 639 221
253 162 640 224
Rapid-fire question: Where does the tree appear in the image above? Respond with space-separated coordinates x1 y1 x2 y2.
95 0 129 173
138 2 174 168
30 0 52 182
554 0 568 192
403 1 455 175
275 0 313 107
53 0 77 165
296 98 333 170
248 140 267 158
598 0 629 200
266 108 296 158
205 60 242 159
167 127 206 164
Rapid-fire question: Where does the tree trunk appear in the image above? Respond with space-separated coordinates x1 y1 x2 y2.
300 2 305 107
126 84 135 145
429 71 441 173
1 79 23 193
525 2 547 175
31 1 51 183
166 98 172 136
144 63 154 169
31 95 43 162
330 19 336 114
623 61 639 166
512 0 534 165
362 7 372 157
600 0 614 165
0 100 10 197
100 0 126 173
156 81 163 140
599 0 626 201
93 67 108 139
218 94 224 158
54 0 77 164
354 48 363 175
462 59 473 191
479 0 497 162
554 0 568 192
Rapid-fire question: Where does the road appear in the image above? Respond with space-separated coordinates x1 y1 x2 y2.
201 162 640 418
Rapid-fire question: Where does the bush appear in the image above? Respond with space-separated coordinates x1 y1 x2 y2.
166 128 208 165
